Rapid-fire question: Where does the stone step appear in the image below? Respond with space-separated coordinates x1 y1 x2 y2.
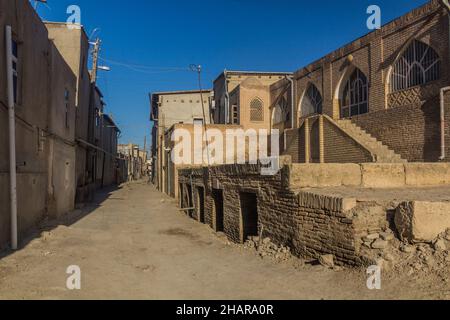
333 118 407 163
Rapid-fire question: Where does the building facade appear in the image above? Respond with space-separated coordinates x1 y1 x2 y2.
150 90 211 193
0 0 77 248
0 0 120 249
283 0 450 163
213 71 292 131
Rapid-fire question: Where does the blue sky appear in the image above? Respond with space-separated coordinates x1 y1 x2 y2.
35 0 429 150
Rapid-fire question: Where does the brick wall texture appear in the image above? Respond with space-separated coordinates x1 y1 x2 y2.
290 0 450 162
178 164 386 266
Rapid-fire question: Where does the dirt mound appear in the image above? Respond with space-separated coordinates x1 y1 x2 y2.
361 228 450 282
244 237 292 262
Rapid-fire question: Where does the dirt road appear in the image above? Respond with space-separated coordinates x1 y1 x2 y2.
0 182 447 300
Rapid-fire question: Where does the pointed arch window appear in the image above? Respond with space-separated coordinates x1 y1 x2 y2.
391 40 440 92
341 68 368 118
301 84 323 117
273 96 288 125
250 97 264 122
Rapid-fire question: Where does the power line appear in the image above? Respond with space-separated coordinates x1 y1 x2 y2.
98 57 191 73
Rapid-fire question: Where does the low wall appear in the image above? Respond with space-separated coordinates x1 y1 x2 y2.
178 164 383 266
290 163 450 188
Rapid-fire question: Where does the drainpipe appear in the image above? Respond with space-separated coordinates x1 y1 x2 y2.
224 70 230 124
6 26 18 250
440 0 450 162
286 75 295 129
440 87 450 161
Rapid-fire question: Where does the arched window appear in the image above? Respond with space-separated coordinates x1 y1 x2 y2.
273 96 288 125
341 68 368 118
250 98 264 122
301 84 323 117
391 40 440 92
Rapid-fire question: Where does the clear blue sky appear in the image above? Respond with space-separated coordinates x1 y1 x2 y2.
35 0 429 150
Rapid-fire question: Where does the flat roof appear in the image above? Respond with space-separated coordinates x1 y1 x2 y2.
43 21 89 39
151 89 212 96
213 70 293 84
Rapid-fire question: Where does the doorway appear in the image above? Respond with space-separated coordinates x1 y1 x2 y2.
240 192 258 242
212 189 224 232
196 186 205 223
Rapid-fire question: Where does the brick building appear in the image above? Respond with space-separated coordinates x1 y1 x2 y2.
213 71 293 131
282 0 450 163
173 0 450 267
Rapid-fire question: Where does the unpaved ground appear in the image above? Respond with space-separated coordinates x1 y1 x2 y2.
0 181 448 300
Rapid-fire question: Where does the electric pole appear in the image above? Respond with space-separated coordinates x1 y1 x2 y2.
190 64 210 166
91 38 100 84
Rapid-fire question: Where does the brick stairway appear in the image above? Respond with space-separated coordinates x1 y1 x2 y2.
328 116 407 163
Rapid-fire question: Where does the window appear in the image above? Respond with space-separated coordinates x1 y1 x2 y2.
193 118 203 126
12 39 19 104
391 40 440 92
341 68 369 118
65 89 70 128
250 98 264 122
301 84 322 117
273 96 288 125
231 104 239 124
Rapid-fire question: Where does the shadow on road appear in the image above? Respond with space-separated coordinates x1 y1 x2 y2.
0 184 123 261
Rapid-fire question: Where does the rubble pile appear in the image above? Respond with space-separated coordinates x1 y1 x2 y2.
244 237 292 262
361 228 450 279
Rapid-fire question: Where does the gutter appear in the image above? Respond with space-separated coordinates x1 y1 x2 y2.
439 1 450 161
6 26 18 250
286 75 295 129
439 87 450 161
224 70 230 124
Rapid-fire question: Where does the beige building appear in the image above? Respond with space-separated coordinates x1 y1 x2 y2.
150 90 211 193
45 22 93 202
212 71 293 131
118 143 148 181
0 0 78 248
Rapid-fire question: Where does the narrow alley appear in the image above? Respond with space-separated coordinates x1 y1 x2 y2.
0 181 447 300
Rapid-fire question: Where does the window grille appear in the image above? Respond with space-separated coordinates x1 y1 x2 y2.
250 98 264 122
301 84 322 117
341 68 369 118
391 40 440 92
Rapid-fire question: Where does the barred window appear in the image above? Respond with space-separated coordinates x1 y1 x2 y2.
341 68 368 118
301 84 322 117
250 98 264 122
391 40 440 92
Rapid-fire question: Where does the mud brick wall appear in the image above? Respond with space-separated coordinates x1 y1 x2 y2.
178 164 375 266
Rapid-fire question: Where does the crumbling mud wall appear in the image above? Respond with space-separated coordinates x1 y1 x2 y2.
178 163 450 266
179 164 385 266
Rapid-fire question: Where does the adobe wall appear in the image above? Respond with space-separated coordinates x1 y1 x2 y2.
290 163 450 188
178 164 385 266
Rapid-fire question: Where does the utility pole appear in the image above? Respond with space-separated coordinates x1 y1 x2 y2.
144 136 147 153
91 38 100 84
190 64 210 166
